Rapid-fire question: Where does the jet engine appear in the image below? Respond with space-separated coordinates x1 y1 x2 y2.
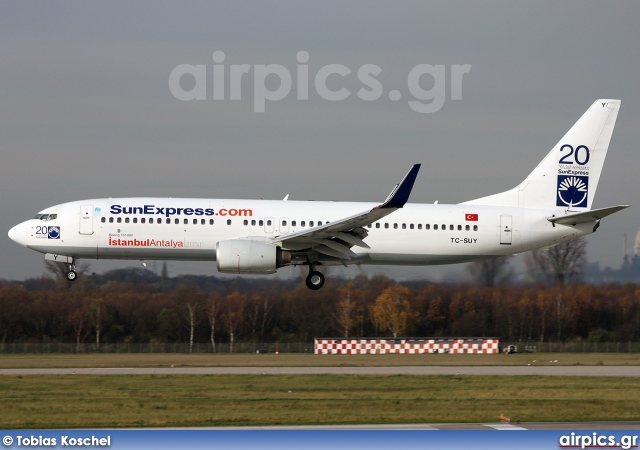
216 239 291 274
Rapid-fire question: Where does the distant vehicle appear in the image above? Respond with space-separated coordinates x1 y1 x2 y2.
504 345 517 354
8 100 628 290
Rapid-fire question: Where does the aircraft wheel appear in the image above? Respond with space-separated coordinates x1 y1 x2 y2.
66 270 77 281
305 270 325 290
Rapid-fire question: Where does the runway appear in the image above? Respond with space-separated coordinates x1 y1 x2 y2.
2 365 640 376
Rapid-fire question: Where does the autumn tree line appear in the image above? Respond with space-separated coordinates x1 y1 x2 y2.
1 259 640 350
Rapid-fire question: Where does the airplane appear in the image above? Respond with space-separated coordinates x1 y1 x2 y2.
8 99 628 290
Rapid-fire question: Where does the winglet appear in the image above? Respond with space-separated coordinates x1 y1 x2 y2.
379 164 421 209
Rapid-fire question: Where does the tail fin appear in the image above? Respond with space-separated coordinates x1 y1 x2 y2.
462 99 621 210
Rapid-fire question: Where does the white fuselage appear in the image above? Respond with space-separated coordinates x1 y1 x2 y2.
11 197 592 267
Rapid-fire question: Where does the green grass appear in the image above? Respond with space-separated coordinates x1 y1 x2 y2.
1 375 639 428
0 352 639 368
1 354 638 428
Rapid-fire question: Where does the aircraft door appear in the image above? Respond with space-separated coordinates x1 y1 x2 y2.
264 217 274 234
500 214 512 245
79 205 94 235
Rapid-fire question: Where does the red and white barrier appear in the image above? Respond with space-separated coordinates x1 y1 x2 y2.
314 338 499 355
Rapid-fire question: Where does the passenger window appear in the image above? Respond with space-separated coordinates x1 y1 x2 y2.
301 221 306 227
375 223 380 229
201 219 205 225
442 224 446 230
210 219 214 225
402 224 406 229
141 218 145 224
394 224 398 229
117 217 122 223
109 217 114 223
259 220 264 226
166 218 171 224
292 220 296 226
450 225 454 231
267 220 272 226
282 220 287 226
193 219 198 225
384 223 389 229
426 224 430 230
125 218 130 224
434 224 438 230
184 219 188 225
410 224 414 229
244 220 248 226
474 225 478 231
227 219 232 225
149 218 153 224
318 221 322 226
458 225 462 231
175 218 179 224
466 225 470 231
309 221 314 227
133 218 138 224
418 224 422 230
101 217 106 223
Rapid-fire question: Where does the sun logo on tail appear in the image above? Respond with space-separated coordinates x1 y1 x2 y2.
557 175 588 208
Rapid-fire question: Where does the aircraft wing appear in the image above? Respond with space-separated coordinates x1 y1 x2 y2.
547 205 630 226
272 164 421 258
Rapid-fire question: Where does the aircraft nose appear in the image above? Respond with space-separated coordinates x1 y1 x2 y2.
8 222 28 247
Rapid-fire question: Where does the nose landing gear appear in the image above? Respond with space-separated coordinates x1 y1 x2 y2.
66 263 77 281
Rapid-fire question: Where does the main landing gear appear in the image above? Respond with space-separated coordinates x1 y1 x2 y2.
305 267 325 290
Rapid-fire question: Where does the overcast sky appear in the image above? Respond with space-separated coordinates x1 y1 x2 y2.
2 1 640 281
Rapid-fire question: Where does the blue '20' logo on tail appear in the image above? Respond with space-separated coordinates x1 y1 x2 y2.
557 175 588 208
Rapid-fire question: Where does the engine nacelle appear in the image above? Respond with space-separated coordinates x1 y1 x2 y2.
216 239 291 274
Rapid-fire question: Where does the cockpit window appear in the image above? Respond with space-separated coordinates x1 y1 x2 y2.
34 214 57 221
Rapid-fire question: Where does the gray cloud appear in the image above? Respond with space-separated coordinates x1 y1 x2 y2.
2 1 639 280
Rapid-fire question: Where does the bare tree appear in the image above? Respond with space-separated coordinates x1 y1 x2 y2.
184 301 201 353
205 294 221 352
88 298 105 351
526 238 587 286
332 287 359 337
467 256 512 287
224 292 246 353
246 293 274 349
45 261 90 289
171 285 204 353
68 298 89 351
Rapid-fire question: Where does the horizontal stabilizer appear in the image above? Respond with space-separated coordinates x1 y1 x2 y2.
547 205 630 226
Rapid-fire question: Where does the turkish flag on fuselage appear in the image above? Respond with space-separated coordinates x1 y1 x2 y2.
465 214 478 221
